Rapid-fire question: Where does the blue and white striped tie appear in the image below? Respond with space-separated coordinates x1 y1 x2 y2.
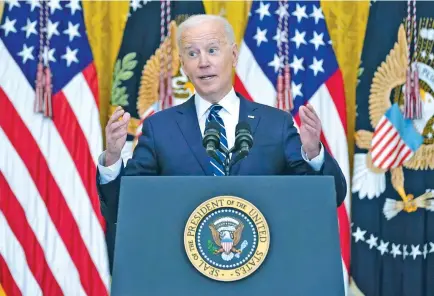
206 104 228 176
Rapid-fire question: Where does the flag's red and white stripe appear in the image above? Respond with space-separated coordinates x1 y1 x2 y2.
0 38 110 295
235 40 351 294
371 117 413 169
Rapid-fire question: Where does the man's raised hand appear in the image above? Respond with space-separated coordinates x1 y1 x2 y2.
105 106 130 166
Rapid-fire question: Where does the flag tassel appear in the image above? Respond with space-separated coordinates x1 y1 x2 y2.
43 67 52 118
277 74 283 110
35 62 44 113
404 0 422 119
166 74 173 109
284 65 293 111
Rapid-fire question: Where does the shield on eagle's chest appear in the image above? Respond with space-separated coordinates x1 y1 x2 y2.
221 238 233 253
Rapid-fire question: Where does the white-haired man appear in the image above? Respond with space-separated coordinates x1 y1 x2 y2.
97 14 347 268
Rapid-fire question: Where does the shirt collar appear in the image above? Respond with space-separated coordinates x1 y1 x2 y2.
194 87 239 119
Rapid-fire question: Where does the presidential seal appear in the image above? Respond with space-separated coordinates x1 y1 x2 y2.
184 196 270 282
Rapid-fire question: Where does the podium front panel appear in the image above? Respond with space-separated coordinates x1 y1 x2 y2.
111 176 344 296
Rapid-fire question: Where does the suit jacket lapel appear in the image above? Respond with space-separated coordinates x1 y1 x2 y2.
175 96 213 176
231 95 260 175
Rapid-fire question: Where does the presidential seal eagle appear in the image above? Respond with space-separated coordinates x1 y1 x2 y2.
209 217 245 261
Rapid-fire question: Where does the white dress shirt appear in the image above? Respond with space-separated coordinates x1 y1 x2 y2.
196 87 239 149
97 87 324 184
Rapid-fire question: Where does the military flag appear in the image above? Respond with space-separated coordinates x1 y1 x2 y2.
351 1 434 295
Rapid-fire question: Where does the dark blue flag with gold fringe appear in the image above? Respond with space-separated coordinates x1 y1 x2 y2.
105 0 205 270
351 1 434 295
110 0 205 152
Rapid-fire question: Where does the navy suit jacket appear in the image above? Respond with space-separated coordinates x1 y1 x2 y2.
97 93 347 270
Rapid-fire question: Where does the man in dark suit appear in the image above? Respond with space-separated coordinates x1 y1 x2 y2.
97 14 347 269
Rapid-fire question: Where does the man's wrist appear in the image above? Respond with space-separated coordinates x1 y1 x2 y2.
303 144 320 160
105 152 121 167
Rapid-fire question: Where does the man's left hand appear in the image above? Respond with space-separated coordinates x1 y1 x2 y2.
299 104 322 159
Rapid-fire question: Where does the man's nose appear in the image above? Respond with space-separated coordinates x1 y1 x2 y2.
198 54 210 68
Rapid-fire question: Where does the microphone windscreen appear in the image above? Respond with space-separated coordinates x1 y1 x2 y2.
205 121 220 132
236 121 251 134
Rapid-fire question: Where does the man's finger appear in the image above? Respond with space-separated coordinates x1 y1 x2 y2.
112 129 128 141
299 106 308 122
122 112 131 123
111 120 129 134
303 105 319 123
304 124 318 135
306 103 318 116
107 107 125 126
300 108 316 127
110 112 130 131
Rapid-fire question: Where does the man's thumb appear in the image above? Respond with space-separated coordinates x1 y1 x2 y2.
123 112 131 123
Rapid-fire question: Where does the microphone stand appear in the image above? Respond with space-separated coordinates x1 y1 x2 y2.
218 145 246 176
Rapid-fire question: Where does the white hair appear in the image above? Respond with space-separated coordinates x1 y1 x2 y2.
176 14 235 49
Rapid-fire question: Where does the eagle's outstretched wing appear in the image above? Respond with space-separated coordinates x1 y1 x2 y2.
233 223 244 246
209 224 221 247
369 24 407 129
137 21 180 116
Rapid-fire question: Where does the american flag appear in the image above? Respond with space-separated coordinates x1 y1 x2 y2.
371 103 424 170
234 0 351 292
0 0 110 295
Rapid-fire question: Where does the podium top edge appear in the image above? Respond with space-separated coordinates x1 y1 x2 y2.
121 175 335 179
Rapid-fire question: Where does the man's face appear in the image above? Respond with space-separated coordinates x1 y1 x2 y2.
179 20 238 103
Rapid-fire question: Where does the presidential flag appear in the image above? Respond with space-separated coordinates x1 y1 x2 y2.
234 1 351 292
103 0 206 268
351 1 434 295
0 0 110 295
109 0 205 161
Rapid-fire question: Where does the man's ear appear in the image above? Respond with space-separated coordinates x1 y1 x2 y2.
179 53 185 73
179 53 183 67
232 43 239 67
179 53 190 78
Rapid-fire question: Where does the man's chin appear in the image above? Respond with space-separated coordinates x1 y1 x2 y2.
195 86 219 97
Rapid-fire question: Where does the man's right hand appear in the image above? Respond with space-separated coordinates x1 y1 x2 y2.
105 106 131 166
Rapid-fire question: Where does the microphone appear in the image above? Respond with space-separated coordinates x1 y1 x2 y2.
235 121 253 155
203 121 223 166
229 122 253 168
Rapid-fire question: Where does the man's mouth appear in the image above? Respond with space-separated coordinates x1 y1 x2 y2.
198 75 217 80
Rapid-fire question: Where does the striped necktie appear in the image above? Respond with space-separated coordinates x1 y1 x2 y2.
206 104 228 176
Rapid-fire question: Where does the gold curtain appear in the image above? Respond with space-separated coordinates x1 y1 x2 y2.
203 0 252 46
0 0 4 23
322 2 370 295
322 1 370 173
82 1 130 145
